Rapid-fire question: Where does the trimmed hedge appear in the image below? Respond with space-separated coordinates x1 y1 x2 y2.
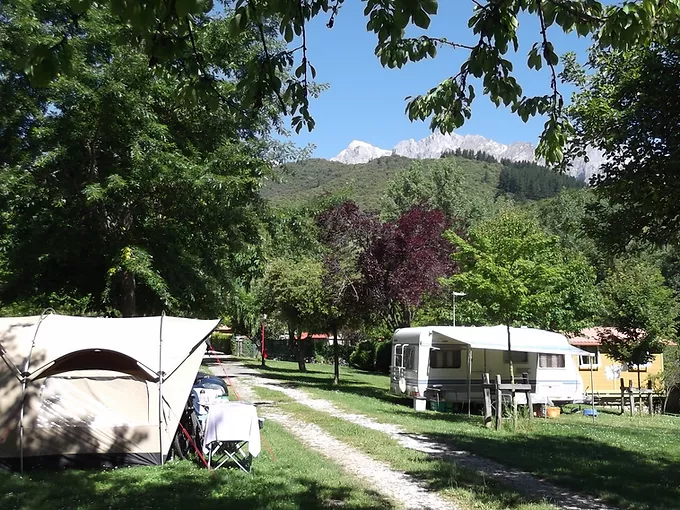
209 332 232 355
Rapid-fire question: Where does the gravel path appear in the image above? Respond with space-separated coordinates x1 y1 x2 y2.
210 361 457 510
211 359 618 510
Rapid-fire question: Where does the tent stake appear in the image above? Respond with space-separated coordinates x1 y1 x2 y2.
159 311 165 466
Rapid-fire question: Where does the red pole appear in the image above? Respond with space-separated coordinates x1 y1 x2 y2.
261 321 266 367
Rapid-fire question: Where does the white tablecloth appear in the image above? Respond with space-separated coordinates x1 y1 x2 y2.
202 401 261 457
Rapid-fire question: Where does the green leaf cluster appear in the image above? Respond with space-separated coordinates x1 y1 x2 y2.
445 211 599 333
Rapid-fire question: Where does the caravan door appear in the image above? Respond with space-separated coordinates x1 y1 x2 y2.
390 343 419 397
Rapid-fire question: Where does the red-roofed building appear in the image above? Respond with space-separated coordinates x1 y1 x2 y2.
567 327 665 394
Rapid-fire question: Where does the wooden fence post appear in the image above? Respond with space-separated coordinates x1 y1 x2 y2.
483 373 492 428
647 380 654 415
628 379 634 416
495 374 502 430
522 372 533 419
620 378 625 415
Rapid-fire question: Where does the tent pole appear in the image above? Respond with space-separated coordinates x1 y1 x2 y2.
20 376 26 473
467 347 472 416
19 310 51 473
158 311 165 466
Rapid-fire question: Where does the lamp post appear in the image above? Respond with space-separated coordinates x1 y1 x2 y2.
452 292 466 327
260 314 267 367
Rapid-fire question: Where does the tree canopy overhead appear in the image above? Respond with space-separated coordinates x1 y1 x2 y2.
8 0 680 167
0 1 287 317
564 40 680 249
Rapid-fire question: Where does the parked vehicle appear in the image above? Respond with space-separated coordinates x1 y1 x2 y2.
390 325 589 407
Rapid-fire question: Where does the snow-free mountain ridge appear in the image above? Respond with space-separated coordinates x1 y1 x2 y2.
330 132 603 181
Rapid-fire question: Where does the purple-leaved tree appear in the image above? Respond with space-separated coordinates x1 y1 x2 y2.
358 205 458 331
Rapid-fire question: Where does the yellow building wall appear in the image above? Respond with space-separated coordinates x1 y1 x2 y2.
572 352 664 394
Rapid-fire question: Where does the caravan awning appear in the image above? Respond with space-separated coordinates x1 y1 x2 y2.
430 325 591 356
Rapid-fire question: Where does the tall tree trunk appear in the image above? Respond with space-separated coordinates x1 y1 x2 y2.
260 321 266 368
120 269 136 317
506 323 516 427
290 325 306 372
333 325 340 386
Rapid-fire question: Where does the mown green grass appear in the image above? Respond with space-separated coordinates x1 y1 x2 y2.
0 420 391 510
249 360 680 510
253 385 557 510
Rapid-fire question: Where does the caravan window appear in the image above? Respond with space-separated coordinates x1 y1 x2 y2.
403 345 415 369
396 345 416 370
539 353 565 368
503 351 528 364
430 348 462 369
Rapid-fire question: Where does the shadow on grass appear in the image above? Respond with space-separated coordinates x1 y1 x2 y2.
423 428 680 510
402 458 551 510
249 364 407 406
245 362 680 510
0 461 393 510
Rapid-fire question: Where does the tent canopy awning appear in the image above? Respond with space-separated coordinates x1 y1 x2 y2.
0 314 220 380
427 325 592 356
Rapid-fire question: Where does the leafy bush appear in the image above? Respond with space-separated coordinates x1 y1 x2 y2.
349 340 376 371
374 340 392 373
314 340 354 364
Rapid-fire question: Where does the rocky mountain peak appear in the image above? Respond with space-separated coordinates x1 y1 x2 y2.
329 132 602 181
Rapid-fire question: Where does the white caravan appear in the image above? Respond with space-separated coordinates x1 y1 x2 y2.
390 325 589 406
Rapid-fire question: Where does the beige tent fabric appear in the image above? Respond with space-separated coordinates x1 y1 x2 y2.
0 314 219 377
0 314 218 469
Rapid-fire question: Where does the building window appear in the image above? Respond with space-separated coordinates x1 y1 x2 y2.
430 348 462 369
503 351 529 364
539 353 565 368
627 359 652 372
578 346 600 369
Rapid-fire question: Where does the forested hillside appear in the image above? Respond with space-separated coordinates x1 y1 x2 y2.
261 155 417 211
262 154 584 212
498 161 585 201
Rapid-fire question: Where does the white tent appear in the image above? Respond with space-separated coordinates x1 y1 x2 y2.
0 313 219 471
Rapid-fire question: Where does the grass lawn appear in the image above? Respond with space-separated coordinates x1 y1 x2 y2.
0 420 391 510
249 360 680 510
252 385 557 510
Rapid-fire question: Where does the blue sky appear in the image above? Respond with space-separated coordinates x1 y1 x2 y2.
284 2 592 159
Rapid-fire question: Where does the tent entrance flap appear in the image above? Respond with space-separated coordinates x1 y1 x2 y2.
29 350 159 382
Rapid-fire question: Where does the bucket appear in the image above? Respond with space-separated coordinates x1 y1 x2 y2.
546 406 561 418
428 400 452 412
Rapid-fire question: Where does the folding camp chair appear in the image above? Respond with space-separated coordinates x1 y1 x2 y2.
202 400 261 472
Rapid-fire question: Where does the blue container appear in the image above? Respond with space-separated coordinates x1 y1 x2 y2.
583 408 598 417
